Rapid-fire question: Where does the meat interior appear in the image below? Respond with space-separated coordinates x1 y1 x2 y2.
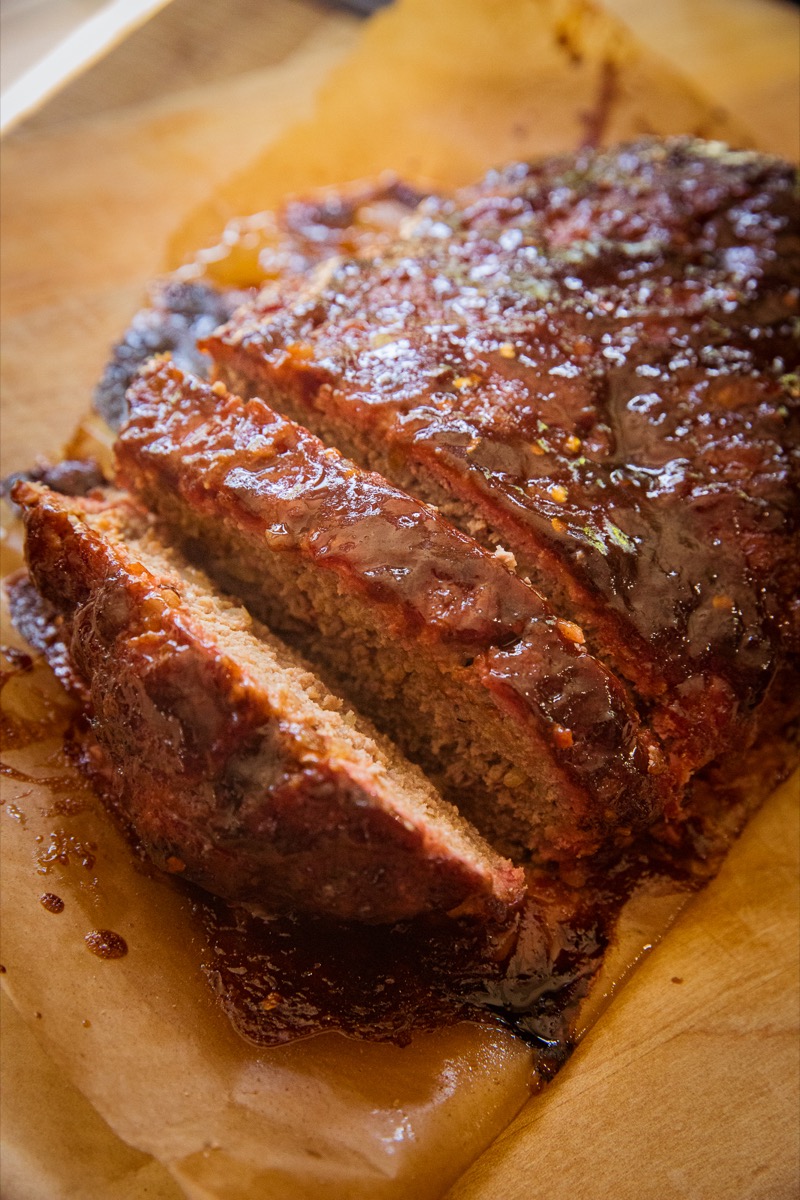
116 360 671 862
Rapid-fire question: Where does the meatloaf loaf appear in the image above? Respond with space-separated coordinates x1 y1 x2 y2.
205 137 800 778
12 480 524 923
12 136 797 932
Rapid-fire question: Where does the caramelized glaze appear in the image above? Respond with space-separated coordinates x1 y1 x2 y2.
84 929 128 959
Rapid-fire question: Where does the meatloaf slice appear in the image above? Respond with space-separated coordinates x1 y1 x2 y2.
205 137 800 775
12 480 524 924
116 360 671 862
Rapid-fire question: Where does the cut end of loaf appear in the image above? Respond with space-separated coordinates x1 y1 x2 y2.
11 479 526 925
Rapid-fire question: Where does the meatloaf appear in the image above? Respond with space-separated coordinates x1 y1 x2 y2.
116 358 671 862
205 137 800 778
12 480 525 923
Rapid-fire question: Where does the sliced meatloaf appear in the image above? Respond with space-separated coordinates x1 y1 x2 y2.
204 137 800 775
12 480 524 923
116 359 672 862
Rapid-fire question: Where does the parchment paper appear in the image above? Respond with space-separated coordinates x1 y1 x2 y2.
2 1 793 1197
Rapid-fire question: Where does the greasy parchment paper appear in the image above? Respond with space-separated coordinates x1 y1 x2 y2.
1 2 796 1198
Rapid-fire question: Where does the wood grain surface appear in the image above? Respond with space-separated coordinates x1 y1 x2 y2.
1 1 798 1197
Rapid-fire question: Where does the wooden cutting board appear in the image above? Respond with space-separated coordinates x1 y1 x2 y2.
1 1 798 1197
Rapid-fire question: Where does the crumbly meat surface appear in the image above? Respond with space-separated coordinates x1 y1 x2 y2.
206 138 800 778
12 480 525 924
